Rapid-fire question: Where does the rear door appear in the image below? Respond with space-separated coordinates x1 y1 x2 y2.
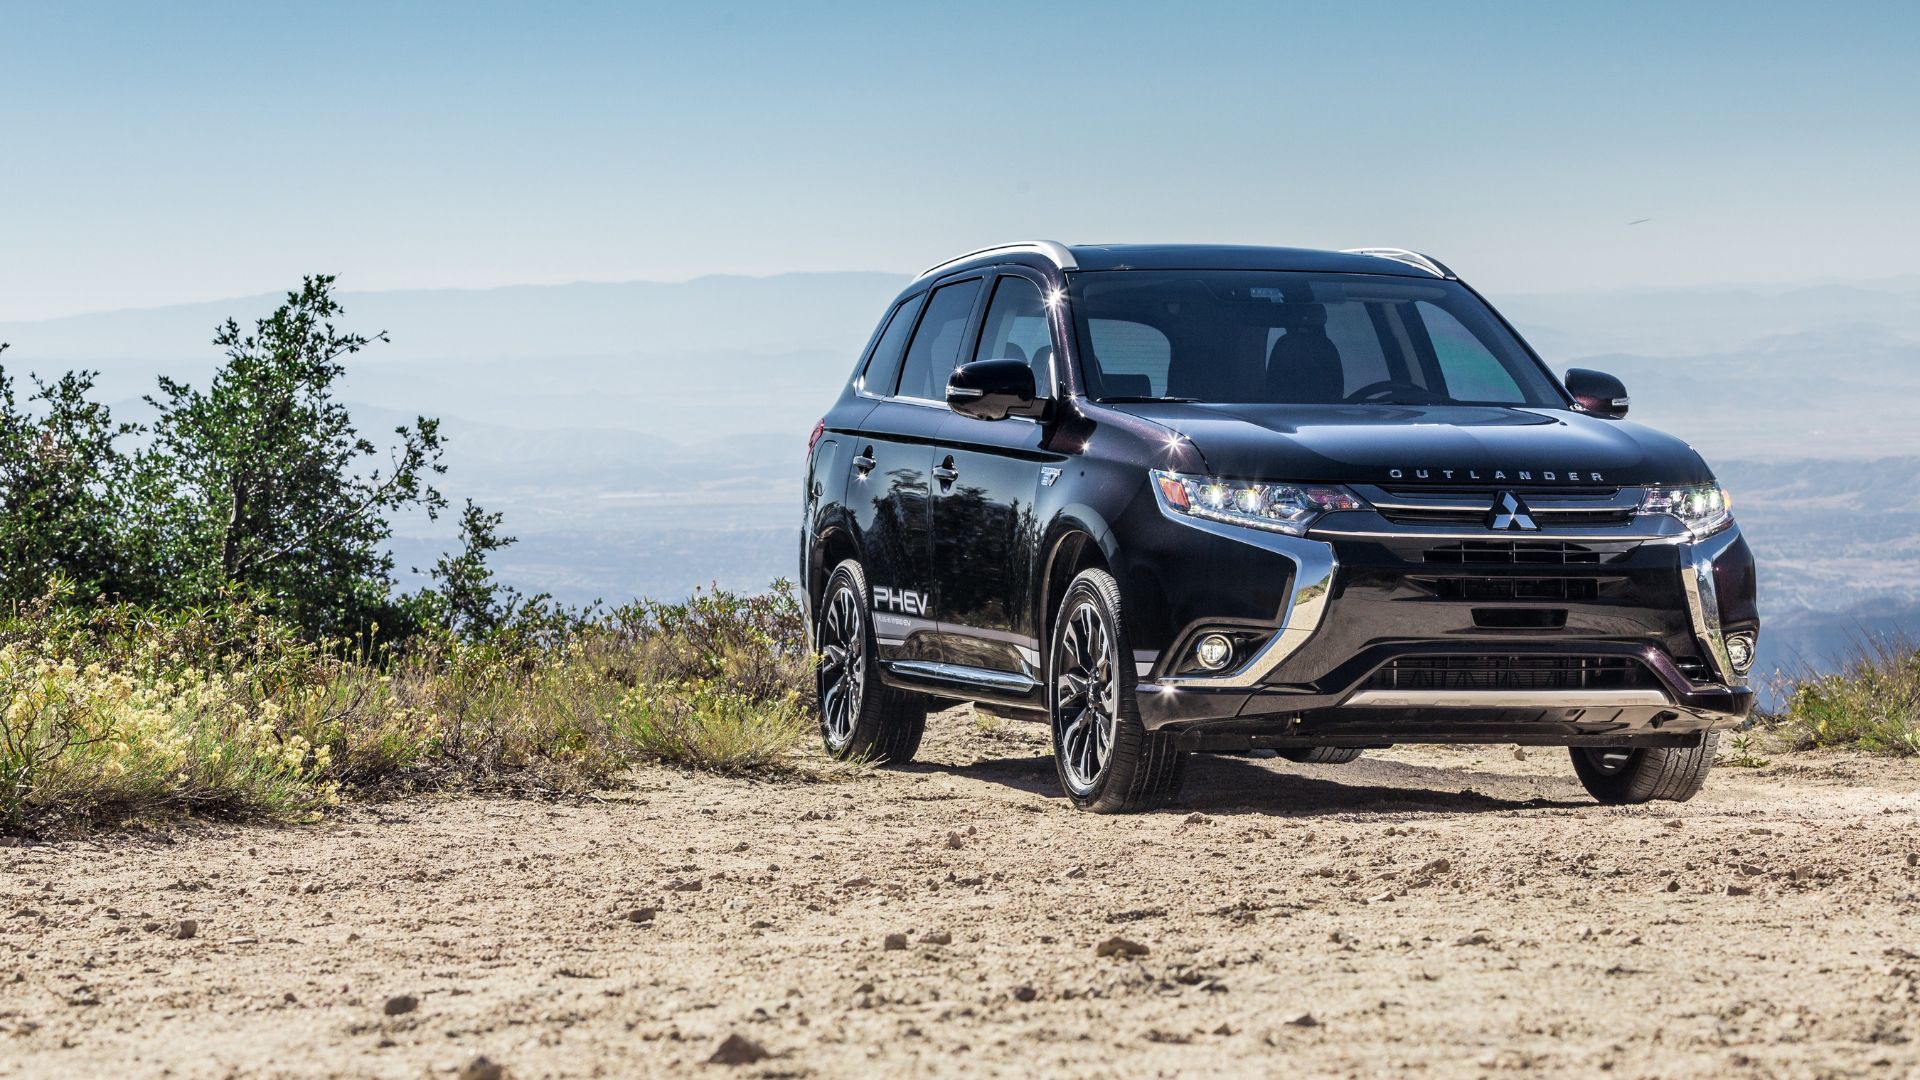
850 276 985 661
928 270 1063 678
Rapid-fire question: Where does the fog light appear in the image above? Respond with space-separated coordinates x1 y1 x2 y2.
1194 633 1235 671
1726 633 1756 676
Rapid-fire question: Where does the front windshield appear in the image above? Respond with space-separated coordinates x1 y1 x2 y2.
1068 270 1564 407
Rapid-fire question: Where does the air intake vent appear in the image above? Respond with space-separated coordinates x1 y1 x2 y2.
1363 655 1658 693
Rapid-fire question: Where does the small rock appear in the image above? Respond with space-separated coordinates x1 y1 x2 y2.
707 1033 769 1066
1366 891 1395 904
1283 1011 1319 1027
1726 883 1753 896
1454 932 1492 946
1663 818 1683 829
1663 879 1681 892
853 981 874 994
1065 866 1087 879
1420 857 1452 876
1738 863 1765 877
749 920 773 930
1184 812 1211 825
668 878 702 892
921 930 952 946
301 882 324 895
457 1056 508 1080
1214 1022 1234 1036
1907 852 1918 868
1512 747 1527 761
842 875 873 889
882 933 909 951
625 907 657 924
1095 936 1149 958
383 994 419 1016
945 832 965 850
1012 985 1037 1002
172 919 198 940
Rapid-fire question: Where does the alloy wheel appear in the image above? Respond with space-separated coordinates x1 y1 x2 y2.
1055 599 1119 794
816 583 865 751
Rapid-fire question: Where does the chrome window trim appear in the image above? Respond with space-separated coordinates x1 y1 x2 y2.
1146 497 1340 690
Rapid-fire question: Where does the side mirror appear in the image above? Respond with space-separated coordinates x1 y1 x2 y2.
1565 368 1630 419
946 358 1043 421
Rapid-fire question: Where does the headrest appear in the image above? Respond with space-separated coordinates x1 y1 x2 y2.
1101 373 1152 398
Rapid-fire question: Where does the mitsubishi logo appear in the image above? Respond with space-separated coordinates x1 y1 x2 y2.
1487 491 1539 531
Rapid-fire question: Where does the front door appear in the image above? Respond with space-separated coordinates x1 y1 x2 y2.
929 271 1062 678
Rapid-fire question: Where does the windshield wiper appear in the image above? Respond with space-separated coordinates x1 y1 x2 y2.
1096 395 1200 404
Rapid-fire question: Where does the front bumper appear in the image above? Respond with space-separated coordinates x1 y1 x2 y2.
1124 502 1758 745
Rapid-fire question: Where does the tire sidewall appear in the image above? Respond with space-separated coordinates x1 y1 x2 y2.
1049 571 1142 809
816 562 871 756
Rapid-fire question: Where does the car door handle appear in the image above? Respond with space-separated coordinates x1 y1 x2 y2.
852 448 876 475
933 462 959 485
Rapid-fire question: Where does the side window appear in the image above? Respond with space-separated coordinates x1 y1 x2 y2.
1416 301 1525 402
894 278 983 401
1086 319 1170 398
973 276 1055 396
858 294 924 396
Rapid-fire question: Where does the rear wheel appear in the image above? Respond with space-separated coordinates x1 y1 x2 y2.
1279 746 1364 764
1049 569 1185 813
815 560 926 763
1568 734 1719 804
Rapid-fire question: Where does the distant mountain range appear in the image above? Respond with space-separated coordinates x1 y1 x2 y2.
5 270 1918 693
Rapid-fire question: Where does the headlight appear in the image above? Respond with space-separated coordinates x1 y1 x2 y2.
1639 482 1733 537
1152 470 1367 536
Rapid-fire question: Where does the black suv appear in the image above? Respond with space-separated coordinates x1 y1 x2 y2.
802 243 1757 812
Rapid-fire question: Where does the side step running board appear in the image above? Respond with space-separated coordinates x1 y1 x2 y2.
884 660 1040 698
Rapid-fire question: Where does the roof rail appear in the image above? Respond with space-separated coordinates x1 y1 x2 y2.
1340 247 1455 279
918 240 1077 279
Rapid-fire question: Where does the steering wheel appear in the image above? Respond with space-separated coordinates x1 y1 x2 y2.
1344 379 1447 404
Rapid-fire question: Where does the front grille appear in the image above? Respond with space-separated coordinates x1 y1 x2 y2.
1362 655 1659 693
1375 486 1633 529
1423 541 1605 565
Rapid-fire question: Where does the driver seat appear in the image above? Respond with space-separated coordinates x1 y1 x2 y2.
1263 326 1345 403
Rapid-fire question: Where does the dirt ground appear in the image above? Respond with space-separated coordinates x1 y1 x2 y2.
5 711 1920 1080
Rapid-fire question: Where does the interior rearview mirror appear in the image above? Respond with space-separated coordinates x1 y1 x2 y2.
1564 368 1630 419
946 358 1044 421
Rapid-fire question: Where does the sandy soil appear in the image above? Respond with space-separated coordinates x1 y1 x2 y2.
5 711 1920 1079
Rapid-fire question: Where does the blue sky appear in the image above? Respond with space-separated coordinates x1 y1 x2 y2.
3 1 1916 320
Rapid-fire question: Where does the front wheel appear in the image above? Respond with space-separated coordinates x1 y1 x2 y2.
1049 568 1185 813
1568 734 1719 804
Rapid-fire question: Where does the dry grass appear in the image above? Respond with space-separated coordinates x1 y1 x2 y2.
1762 637 1920 756
1 584 820 833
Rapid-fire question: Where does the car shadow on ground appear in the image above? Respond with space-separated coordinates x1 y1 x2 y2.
909 750 1594 816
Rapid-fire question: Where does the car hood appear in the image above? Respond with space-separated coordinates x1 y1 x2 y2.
1109 403 1712 487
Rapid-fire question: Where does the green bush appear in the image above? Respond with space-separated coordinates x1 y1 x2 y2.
1764 638 1920 756
1 582 818 833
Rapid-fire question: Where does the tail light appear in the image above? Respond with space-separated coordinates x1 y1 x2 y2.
807 418 826 458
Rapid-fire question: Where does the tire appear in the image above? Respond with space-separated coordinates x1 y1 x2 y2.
1279 746 1364 764
814 560 926 763
1568 734 1719 804
1048 568 1185 813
